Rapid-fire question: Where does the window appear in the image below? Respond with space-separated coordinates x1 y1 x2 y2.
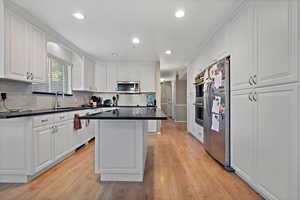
32 55 73 95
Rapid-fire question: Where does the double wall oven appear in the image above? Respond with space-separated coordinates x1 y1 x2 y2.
194 72 205 126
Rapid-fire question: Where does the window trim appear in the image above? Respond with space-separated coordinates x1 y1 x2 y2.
32 54 73 96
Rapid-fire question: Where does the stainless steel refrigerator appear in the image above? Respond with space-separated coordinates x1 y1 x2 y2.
203 56 233 171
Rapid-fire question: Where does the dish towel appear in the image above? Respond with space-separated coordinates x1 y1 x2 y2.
74 114 82 130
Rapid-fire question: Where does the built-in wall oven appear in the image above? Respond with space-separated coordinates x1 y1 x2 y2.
194 72 205 126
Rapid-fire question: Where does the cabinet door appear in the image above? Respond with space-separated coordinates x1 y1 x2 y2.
5 9 28 81
255 84 298 200
84 57 96 90
255 0 298 87
0 0 4 75
54 122 72 161
95 63 107 92
34 126 54 172
229 3 254 91
140 65 155 92
27 23 46 83
231 89 255 182
107 63 117 92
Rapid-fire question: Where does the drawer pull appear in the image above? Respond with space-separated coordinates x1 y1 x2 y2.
41 119 48 123
60 116 65 119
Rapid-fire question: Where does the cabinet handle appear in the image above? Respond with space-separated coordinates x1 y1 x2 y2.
248 93 253 102
249 76 253 86
26 72 30 80
252 75 257 85
52 126 56 133
252 92 257 102
41 119 48 123
60 116 65 120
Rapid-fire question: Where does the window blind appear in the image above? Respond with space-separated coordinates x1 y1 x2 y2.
32 55 72 95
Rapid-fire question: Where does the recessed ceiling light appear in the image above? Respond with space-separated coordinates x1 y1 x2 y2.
132 37 140 44
112 52 119 57
165 50 172 55
73 12 85 20
175 9 185 18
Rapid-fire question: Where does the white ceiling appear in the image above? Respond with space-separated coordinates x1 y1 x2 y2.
12 0 243 73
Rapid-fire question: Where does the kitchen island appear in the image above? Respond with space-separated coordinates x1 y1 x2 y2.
81 108 167 182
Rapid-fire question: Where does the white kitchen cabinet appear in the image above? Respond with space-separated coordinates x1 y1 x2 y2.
229 2 254 91
0 0 4 75
4 9 28 81
140 65 155 92
106 63 118 92
53 121 73 161
231 84 299 200
147 120 158 134
255 84 298 200
95 63 107 92
255 0 298 87
72 55 96 91
117 63 141 82
83 56 96 91
230 0 298 91
27 23 46 83
231 89 255 184
4 8 46 83
33 125 54 173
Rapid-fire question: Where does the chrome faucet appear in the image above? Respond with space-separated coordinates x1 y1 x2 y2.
54 91 63 109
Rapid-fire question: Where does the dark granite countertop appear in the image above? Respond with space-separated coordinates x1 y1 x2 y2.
0 106 157 119
80 108 167 120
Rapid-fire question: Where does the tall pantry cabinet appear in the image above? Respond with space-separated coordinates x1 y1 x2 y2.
230 1 299 200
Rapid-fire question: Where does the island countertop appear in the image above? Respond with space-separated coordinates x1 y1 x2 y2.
80 107 167 120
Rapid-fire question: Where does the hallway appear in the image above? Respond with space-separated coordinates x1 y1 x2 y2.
0 120 262 200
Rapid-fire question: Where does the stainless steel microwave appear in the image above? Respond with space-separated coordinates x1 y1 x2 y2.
117 81 140 93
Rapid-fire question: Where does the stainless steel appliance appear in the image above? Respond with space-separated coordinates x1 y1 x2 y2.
203 56 234 172
117 81 140 93
194 72 205 126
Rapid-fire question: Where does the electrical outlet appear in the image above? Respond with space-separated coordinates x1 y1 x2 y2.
1 93 7 101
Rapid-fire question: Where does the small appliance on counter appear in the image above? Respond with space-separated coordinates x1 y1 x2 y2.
91 96 103 107
103 99 112 107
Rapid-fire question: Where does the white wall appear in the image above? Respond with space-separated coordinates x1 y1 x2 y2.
186 2 240 142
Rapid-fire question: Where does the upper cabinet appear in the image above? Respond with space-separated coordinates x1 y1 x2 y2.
255 0 298 87
95 62 156 93
3 8 46 83
72 54 97 91
230 2 254 91
230 0 298 90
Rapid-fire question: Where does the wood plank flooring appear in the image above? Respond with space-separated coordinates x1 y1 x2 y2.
0 120 262 200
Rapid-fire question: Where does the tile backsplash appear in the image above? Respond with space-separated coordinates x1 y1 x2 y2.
0 80 91 112
0 80 152 112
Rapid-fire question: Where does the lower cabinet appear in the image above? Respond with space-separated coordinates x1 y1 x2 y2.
34 119 73 173
231 89 255 182
231 84 299 200
53 120 73 161
33 125 54 173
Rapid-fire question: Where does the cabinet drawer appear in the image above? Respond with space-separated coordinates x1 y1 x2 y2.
33 115 54 127
54 112 72 122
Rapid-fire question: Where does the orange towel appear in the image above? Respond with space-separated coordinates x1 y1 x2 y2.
74 114 82 130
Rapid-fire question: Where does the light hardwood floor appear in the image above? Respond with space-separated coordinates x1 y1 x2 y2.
0 120 262 200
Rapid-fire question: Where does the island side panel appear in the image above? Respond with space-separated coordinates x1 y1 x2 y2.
97 120 147 182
